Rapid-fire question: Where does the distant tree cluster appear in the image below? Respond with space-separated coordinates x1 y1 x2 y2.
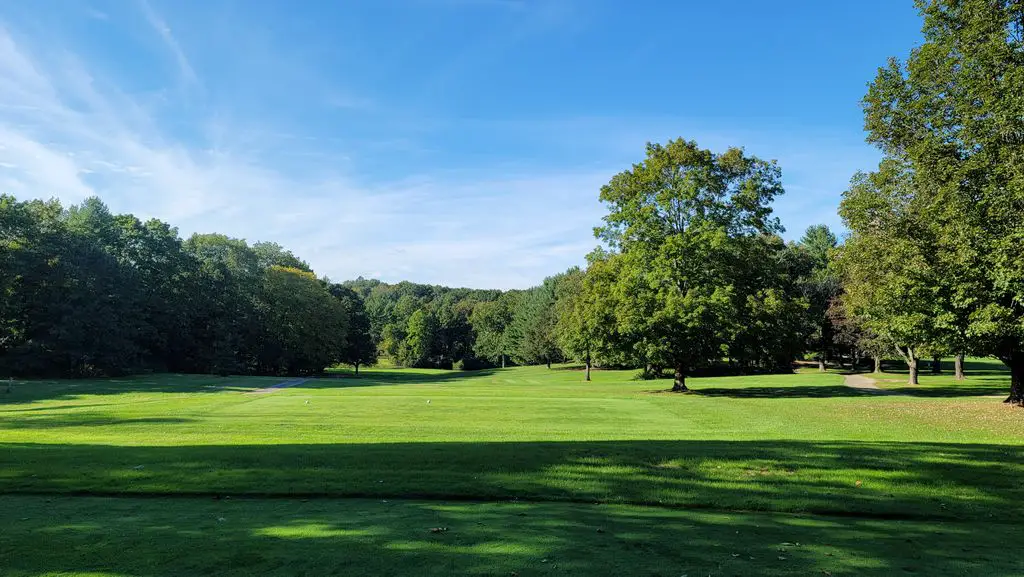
343 279 498 370
0 196 374 377
0 173 858 386
344 274 571 371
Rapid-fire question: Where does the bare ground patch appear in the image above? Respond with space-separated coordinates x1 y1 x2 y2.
843 373 894 394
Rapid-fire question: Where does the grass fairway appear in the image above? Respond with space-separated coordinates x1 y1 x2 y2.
2 362 1022 575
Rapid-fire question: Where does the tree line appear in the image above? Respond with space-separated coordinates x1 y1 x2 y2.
0 191 841 384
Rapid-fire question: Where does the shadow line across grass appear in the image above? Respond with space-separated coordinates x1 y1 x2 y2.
690 385 1009 398
2 438 1021 523
0 370 501 405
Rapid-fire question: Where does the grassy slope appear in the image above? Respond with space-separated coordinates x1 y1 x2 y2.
1 361 1022 575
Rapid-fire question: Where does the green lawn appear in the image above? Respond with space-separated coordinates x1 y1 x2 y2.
1 361 1022 575
870 357 1012 393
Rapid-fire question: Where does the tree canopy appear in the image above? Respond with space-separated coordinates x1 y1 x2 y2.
0 196 355 377
590 138 799 390
854 0 1024 400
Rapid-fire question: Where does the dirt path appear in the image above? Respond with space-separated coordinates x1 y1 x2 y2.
249 378 310 394
843 373 893 394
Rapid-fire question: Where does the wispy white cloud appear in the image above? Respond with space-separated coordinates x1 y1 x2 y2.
296 170 610 287
0 23 608 289
137 0 199 88
402 114 877 240
86 8 110 21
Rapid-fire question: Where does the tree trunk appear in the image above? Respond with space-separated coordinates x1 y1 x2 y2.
672 364 688 392
354 362 359 376
584 349 591 382
896 346 919 385
546 359 551 370
954 353 965 381
1004 355 1024 405
931 356 941 375
873 355 881 374
501 354 505 369
817 357 826 372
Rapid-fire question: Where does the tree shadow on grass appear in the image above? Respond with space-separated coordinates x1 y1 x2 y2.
2 439 1021 523
874 359 1010 377
548 364 587 371
0 369 498 404
690 385 1009 398
302 369 497 388
0 375 270 405
0 415 194 429
3 493 1021 577
690 385 878 398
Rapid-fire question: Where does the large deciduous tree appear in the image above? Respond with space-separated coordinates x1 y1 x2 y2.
184 233 264 375
728 234 810 372
594 138 786 391
862 0 1024 401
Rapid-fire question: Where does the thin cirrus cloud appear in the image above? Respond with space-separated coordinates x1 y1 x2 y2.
137 0 199 90
0 15 612 289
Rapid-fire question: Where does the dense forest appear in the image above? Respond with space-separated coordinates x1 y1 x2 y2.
1 1 1022 403
0 196 375 377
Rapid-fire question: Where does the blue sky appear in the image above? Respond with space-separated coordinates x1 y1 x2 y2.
0 0 922 288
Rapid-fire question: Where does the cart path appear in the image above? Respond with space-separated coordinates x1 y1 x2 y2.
249 378 310 394
843 373 894 394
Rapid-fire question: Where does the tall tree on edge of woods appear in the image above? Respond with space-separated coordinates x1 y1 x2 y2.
862 0 1024 401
